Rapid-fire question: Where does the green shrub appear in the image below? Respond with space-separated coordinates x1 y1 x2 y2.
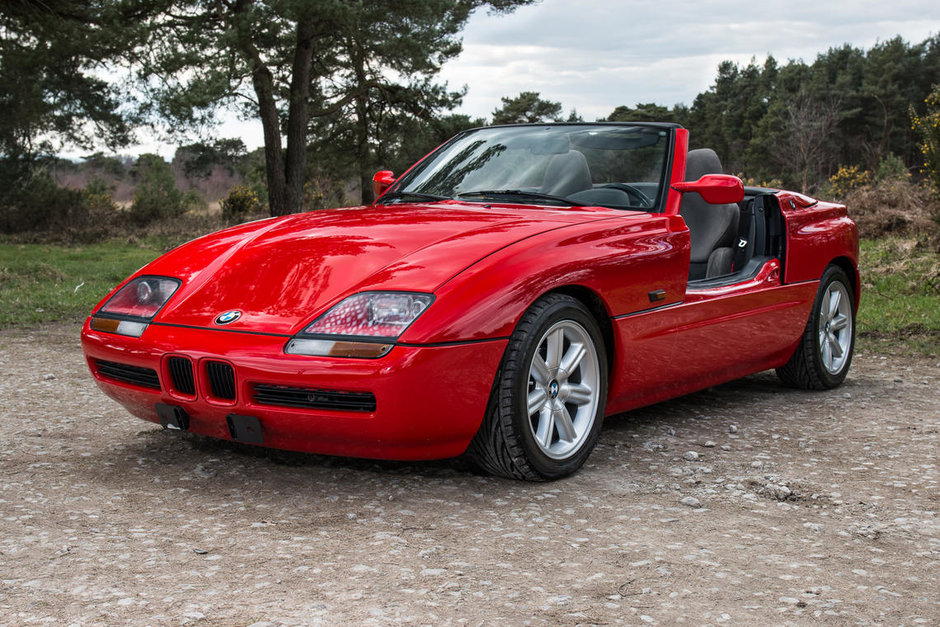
873 153 909 182
0 170 86 234
129 154 188 225
183 188 207 214
220 185 262 221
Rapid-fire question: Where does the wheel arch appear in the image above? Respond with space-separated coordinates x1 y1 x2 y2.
828 255 860 313
545 285 616 372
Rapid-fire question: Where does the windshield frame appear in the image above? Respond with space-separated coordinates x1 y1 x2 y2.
387 122 681 213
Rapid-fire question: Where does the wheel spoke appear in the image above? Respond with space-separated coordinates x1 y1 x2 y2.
545 328 565 370
553 400 576 442
527 388 547 416
564 382 593 406
820 291 831 319
821 335 832 367
828 290 841 320
536 406 554 449
829 334 844 358
558 342 586 379
830 314 848 332
530 355 551 385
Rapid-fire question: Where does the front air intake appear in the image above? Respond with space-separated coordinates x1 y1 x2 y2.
205 361 236 400
253 384 376 412
95 359 161 390
167 356 196 396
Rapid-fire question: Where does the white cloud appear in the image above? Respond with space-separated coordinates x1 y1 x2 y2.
440 0 940 120
125 0 939 155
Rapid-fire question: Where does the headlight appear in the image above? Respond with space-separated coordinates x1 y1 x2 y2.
286 292 433 358
90 276 181 337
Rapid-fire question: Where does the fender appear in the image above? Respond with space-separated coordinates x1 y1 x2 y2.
402 212 691 345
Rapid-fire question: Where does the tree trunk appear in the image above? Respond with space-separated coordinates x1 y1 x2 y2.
251 64 288 216
234 8 289 217
283 17 316 214
356 92 373 205
239 14 316 217
352 39 373 205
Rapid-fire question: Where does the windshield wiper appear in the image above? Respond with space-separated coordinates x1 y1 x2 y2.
456 189 585 207
375 190 448 204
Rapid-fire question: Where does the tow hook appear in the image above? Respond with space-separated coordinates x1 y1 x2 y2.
156 403 190 431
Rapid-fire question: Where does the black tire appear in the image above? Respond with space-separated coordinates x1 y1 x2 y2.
468 294 608 480
777 265 856 390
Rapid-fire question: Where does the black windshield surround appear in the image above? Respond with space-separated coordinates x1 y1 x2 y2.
389 123 678 213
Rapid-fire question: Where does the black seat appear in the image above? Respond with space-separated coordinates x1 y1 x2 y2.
680 149 740 279
540 151 592 197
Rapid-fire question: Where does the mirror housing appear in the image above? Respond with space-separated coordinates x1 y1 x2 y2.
672 174 744 204
372 170 396 199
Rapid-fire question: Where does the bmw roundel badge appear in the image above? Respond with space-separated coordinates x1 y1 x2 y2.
215 310 242 325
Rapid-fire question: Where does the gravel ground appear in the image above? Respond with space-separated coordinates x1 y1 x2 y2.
0 324 937 626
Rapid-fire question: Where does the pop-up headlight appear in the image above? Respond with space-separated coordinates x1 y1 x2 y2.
90 276 180 337
286 292 433 358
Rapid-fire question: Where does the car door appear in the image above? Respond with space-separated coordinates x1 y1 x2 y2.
667 257 818 388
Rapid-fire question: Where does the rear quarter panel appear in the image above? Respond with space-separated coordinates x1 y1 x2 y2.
778 193 860 304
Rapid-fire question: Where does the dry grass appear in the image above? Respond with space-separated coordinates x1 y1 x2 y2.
844 179 940 245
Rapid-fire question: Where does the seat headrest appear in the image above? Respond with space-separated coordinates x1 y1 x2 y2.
541 151 592 197
685 148 724 181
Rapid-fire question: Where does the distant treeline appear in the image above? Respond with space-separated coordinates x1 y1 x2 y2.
55 35 940 203
2 29 939 238
605 35 940 193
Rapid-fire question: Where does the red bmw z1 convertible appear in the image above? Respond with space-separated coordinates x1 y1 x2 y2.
82 123 859 480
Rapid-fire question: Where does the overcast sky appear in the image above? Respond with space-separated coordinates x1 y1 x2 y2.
132 0 940 156
440 0 940 121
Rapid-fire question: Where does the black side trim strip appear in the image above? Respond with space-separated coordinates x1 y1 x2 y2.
612 301 683 321
397 336 511 349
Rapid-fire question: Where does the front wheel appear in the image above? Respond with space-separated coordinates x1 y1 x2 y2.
777 265 856 389
468 294 608 480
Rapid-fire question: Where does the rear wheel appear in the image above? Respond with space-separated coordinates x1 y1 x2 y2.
777 265 856 389
468 294 608 480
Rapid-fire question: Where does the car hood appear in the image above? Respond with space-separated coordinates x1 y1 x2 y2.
142 202 620 335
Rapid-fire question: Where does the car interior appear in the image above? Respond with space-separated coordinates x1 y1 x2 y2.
679 149 740 279
680 149 786 286
537 145 786 285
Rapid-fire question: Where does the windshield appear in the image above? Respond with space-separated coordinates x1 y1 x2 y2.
391 124 673 211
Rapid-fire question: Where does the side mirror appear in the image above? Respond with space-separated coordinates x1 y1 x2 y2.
672 174 744 204
372 170 395 199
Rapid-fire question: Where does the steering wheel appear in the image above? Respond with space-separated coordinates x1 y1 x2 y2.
598 183 653 207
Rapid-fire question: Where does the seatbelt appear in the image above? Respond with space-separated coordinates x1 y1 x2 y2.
733 198 755 271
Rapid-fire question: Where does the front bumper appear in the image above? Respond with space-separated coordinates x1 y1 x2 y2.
81 319 507 460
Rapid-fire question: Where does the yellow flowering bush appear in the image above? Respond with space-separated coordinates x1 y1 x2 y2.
828 165 871 198
738 175 784 190
911 85 940 195
220 185 261 221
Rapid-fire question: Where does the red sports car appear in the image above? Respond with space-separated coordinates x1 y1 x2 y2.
81 123 859 480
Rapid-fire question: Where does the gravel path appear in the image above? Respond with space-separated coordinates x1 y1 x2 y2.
1 324 937 626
